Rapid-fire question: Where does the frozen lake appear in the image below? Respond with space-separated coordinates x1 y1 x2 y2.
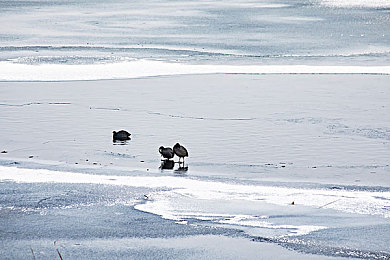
1 0 389 259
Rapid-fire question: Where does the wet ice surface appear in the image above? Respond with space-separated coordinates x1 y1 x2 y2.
1 74 390 259
0 173 353 260
0 74 389 186
2 168 388 260
0 181 235 240
0 182 237 259
0 0 389 66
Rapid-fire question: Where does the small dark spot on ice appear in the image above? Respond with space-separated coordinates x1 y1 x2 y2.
75 162 78 164
1 150 7 153
29 155 34 158
281 165 286 168
312 166 317 168
140 160 145 163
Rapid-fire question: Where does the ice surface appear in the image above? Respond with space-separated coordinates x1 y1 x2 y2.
0 60 390 81
1 0 389 258
320 0 390 8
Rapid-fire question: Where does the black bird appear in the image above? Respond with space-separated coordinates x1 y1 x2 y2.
113 130 131 141
159 146 174 160
173 143 188 163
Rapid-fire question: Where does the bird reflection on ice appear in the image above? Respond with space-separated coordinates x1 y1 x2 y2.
159 160 188 172
112 139 130 145
175 164 188 173
160 159 175 170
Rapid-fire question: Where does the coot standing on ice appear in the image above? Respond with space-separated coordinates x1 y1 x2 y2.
113 130 131 141
173 143 188 163
159 146 174 160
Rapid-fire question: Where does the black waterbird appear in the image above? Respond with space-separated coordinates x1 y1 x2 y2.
113 130 131 141
159 146 174 160
173 143 188 163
